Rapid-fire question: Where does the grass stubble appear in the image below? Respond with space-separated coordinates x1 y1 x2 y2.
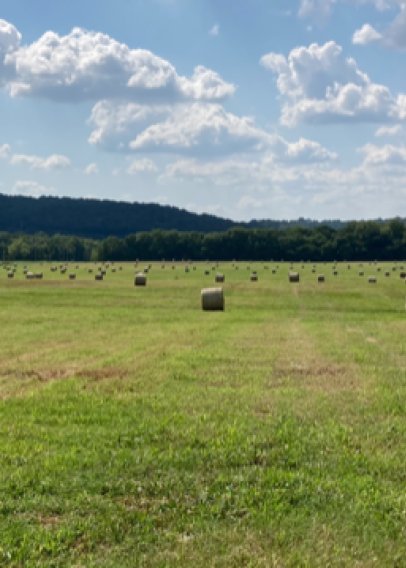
1 262 406 567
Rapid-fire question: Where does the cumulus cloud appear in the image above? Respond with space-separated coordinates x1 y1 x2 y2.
298 0 337 24
0 19 21 87
88 99 337 161
353 5 406 49
261 41 406 126
375 124 404 136
0 143 11 159
126 158 158 174
2 24 234 103
85 163 99 174
11 181 56 197
9 153 71 170
358 143 406 166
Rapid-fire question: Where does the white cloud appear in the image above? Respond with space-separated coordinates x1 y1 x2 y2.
261 41 406 126
358 143 406 166
11 181 56 197
353 5 406 49
126 158 158 174
209 24 220 36
298 0 337 24
2 23 234 103
85 163 99 175
0 143 11 159
9 153 71 170
236 196 264 210
0 19 21 87
352 24 383 44
375 124 404 136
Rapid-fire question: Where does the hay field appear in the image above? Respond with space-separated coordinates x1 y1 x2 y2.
1 261 406 567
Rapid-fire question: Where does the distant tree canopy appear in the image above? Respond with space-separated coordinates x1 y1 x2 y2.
0 193 365 239
1 220 406 262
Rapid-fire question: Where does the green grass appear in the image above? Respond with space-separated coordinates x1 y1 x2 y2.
1 260 406 567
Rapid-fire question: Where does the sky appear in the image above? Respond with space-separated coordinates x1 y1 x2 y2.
1 0 406 222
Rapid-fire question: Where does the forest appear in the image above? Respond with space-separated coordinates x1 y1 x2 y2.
1 219 406 262
0 193 355 238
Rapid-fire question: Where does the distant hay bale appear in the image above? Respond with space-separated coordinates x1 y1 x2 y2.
272 269 276 274
359 272 364 276
348 265 351 269
318 275 325 282
251 274 258 282
201 287 224 311
385 271 390 277
69 273 76 280
289 272 299 283
7 272 14 278
26 272 34 280
135 273 147 286
88 269 93 273
377 268 381 272
205 270 210 275
95 274 103 281
193 266 196 271
144 268 149 274
119 267 123 271
185 267 190 273
35 273 43 279
112 268 116 273
333 271 338 276
215 273 225 283
369 277 377 284
312 269 316 273
392 267 397 271
400 272 406 279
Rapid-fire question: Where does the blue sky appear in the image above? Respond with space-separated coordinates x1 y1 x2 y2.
1 0 406 221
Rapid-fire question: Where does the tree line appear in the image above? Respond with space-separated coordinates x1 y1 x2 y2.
1 220 406 262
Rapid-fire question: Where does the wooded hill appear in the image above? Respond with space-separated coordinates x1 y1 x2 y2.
1 193 350 238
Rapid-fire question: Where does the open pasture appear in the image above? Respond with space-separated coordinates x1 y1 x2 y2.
1 260 406 567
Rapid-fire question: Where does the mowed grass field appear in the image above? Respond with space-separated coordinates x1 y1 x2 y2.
1 261 406 567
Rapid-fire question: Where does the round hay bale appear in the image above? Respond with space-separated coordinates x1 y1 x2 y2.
135 273 147 286
318 275 325 282
201 287 224 311
88 269 93 273
35 273 43 279
193 266 196 271
69 273 76 280
95 274 103 281
348 265 351 269
26 272 34 280
333 271 338 276
215 273 225 283
369 277 377 284
289 272 299 283
377 267 381 272
144 268 149 274
392 267 397 271
111 268 116 273
205 270 210 275
312 268 316 273
272 269 276 274
185 267 190 273
251 274 258 282
359 272 364 276
400 272 406 279
7 272 14 278
385 271 390 277
119 267 123 271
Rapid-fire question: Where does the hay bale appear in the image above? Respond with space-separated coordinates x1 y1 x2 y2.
333 271 338 276
135 273 147 286
95 274 103 281
185 267 190 273
385 271 390 277
205 270 210 275
289 272 299 283
272 269 276 274
359 272 364 276
215 273 225 283
312 268 316 273
201 287 224 311
392 267 397 271
88 269 93 273
35 273 43 279
251 274 258 282
400 272 406 279
377 267 381 272
369 277 377 284
119 267 123 271
7 272 14 278
318 275 325 282
69 273 76 280
144 268 149 274
26 272 34 280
